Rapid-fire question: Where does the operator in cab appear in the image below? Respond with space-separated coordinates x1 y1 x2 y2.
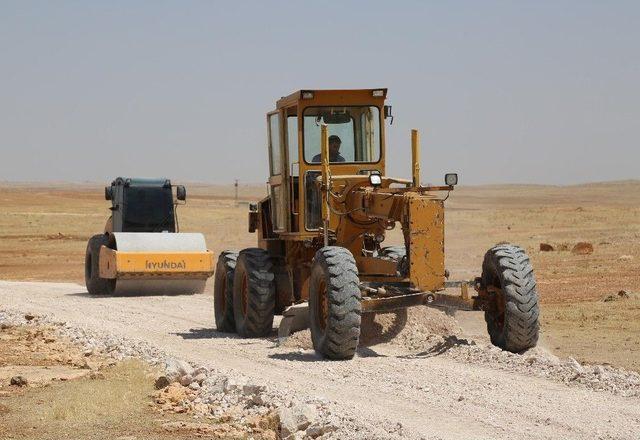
312 135 345 163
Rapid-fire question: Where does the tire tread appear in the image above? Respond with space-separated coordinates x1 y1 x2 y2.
234 248 275 337
310 246 362 360
482 244 540 352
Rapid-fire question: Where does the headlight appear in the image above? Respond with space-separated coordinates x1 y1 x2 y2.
445 173 458 186
369 173 382 187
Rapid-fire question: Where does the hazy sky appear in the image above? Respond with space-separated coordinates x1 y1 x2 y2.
1 1 638 185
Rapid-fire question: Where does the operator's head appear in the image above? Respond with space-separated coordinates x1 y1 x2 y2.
328 135 342 156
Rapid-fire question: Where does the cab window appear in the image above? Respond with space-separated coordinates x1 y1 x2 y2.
268 113 281 175
303 106 381 164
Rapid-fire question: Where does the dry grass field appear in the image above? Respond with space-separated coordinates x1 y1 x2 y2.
0 324 277 439
0 181 639 371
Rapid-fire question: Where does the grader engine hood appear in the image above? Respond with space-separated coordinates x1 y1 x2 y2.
327 174 448 293
404 195 445 292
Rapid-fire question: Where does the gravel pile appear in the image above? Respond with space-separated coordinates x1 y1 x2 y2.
360 306 461 349
276 304 640 399
440 341 640 397
283 306 461 352
0 308 403 440
3 304 639 438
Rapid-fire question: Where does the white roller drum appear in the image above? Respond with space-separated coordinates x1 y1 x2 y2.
110 232 209 296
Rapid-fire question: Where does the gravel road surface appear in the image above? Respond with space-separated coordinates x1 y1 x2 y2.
1 280 639 439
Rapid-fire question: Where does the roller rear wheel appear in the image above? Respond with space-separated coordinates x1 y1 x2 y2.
85 234 110 295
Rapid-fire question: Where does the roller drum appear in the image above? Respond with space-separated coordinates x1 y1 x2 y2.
107 232 210 296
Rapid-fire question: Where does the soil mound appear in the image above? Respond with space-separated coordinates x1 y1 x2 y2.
282 306 461 353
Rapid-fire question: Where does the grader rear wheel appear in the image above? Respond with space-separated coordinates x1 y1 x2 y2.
214 251 238 333
232 248 275 338
482 244 540 352
309 246 362 360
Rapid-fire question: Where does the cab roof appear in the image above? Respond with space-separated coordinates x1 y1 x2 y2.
276 88 388 109
111 177 171 188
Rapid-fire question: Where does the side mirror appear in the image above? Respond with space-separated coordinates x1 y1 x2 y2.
445 173 458 186
384 105 394 125
176 185 187 201
104 186 113 200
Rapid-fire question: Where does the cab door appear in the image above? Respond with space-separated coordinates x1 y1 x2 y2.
267 111 287 232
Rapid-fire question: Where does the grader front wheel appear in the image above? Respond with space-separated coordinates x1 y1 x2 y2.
481 244 540 352
309 247 362 360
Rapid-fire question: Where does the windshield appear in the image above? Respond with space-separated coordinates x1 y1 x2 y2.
123 186 175 232
303 106 381 164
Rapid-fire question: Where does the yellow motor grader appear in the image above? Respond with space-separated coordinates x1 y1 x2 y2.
214 89 540 359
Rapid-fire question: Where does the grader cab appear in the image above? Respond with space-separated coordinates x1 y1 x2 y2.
214 89 540 359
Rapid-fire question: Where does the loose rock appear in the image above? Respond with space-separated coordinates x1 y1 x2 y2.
10 376 28 387
180 374 193 387
291 403 318 431
571 242 594 255
193 373 207 384
165 358 192 383
277 406 298 439
155 375 171 389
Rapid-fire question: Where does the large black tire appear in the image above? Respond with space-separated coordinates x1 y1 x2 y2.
482 244 540 352
85 234 110 295
214 251 238 333
309 246 362 360
232 248 275 337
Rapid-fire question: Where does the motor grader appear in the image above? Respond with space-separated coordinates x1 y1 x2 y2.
85 177 214 295
214 89 540 359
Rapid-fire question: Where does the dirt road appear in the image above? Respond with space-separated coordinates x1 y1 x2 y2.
1 280 639 440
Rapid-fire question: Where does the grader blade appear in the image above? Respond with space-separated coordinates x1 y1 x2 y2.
277 303 310 344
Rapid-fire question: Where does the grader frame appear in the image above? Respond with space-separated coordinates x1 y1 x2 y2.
214 89 540 359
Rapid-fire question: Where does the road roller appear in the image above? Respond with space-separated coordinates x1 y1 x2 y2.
84 177 214 295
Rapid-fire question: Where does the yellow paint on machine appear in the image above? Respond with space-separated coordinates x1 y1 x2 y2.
407 196 445 292
99 246 214 279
